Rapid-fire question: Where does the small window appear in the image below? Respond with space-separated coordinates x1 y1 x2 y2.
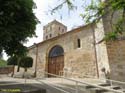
46 35 48 39
50 34 52 38
59 27 60 30
77 39 81 48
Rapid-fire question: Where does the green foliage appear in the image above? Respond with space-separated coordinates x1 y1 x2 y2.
0 53 3 59
0 0 38 56
82 0 125 40
19 56 33 68
104 32 118 41
0 59 7 67
111 0 125 10
7 56 18 65
56 0 125 41
51 0 76 15
82 0 125 22
114 18 125 34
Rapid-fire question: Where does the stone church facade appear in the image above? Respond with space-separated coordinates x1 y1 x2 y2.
28 17 125 81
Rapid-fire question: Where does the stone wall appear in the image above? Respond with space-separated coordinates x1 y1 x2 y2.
102 8 125 81
94 21 110 78
106 40 125 81
0 66 14 74
28 24 98 78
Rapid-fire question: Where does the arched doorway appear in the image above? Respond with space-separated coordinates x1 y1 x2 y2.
48 45 64 77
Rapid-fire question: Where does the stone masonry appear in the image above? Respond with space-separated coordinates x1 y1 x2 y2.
28 23 98 78
26 17 125 82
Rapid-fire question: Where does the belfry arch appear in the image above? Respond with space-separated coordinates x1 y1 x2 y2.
48 45 64 76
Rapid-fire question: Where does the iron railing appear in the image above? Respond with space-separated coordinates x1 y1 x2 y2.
36 71 125 93
59 71 125 88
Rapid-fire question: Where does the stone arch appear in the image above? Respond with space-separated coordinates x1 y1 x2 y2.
49 45 64 57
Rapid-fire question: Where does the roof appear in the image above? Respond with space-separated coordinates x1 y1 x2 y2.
43 20 67 28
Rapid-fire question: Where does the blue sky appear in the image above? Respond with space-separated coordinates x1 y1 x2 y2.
24 0 90 47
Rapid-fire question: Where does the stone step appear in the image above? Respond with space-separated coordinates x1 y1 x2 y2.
104 86 121 90
101 86 124 93
59 83 96 89
102 89 124 93
85 84 122 93
111 86 121 90
87 88 108 93
98 83 111 87
101 92 114 93
84 85 96 89
114 89 125 92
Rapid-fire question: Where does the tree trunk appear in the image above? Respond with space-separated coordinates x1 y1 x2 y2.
25 68 27 72
17 65 20 72
17 57 21 72
11 66 15 77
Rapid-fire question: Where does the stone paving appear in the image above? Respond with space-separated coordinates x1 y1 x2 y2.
0 75 125 93
0 74 106 93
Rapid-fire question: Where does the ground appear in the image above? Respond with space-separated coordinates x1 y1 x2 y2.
0 74 125 93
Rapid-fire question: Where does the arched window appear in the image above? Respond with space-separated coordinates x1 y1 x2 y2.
49 45 64 57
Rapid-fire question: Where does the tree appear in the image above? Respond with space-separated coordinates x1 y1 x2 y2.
0 0 38 56
81 0 125 40
0 52 3 59
19 56 33 72
52 0 125 40
7 56 18 76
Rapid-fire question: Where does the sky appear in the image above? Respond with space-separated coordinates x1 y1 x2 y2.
24 0 87 47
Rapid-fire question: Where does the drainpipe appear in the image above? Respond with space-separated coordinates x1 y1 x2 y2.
91 24 99 78
34 43 38 77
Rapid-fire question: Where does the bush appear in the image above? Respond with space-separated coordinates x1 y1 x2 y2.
7 56 18 66
0 59 7 67
19 56 33 72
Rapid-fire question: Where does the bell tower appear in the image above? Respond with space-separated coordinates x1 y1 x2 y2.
43 20 67 40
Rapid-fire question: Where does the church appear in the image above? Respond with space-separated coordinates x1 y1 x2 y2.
28 17 125 81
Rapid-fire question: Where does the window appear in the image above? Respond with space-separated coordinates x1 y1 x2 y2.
50 34 52 38
77 39 81 48
74 38 81 49
59 27 60 30
49 45 64 57
62 29 64 33
46 35 48 39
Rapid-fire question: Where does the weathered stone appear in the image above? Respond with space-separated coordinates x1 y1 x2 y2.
24 17 125 82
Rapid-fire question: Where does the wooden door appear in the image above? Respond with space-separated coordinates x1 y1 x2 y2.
48 55 64 77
